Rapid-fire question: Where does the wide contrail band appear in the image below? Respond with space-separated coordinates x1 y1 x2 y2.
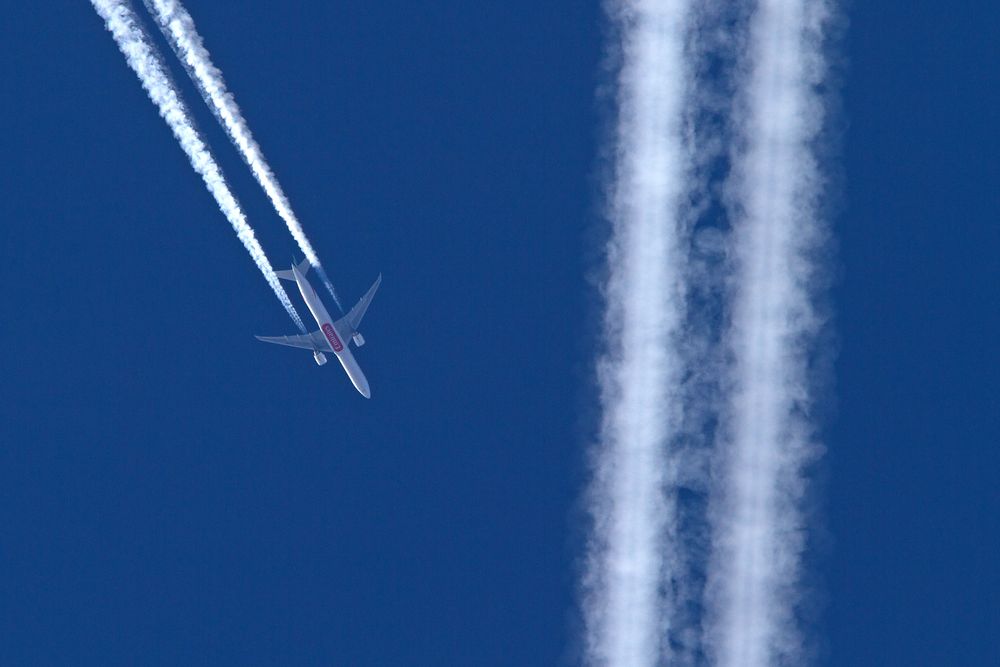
704 1 831 665
90 0 307 333
585 2 692 665
144 0 344 311
585 0 834 663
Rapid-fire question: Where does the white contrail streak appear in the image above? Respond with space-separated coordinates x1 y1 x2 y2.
704 1 831 665
585 2 693 665
89 0 306 333
144 0 344 312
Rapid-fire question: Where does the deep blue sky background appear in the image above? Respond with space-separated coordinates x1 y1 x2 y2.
0 2 996 665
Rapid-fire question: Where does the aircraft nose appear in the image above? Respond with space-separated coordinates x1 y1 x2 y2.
356 378 371 399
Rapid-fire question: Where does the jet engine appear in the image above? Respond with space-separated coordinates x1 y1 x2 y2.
352 332 365 347
313 350 328 366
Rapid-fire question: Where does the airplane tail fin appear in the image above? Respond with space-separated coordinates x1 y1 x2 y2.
276 257 311 282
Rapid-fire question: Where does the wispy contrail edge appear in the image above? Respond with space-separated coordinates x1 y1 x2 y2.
583 2 694 665
703 1 833 665
89 0 306 333
144 0 344 311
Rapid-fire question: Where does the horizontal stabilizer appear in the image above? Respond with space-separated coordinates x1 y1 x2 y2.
276 257 311 282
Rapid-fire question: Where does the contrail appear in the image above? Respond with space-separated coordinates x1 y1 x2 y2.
89 0 306 333
703 1 831 665
584 2 693 665
143 0 344 312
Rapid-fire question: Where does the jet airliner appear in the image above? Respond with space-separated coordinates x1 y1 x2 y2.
257 258 381 398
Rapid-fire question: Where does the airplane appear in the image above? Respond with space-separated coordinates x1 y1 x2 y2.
256 258 381 398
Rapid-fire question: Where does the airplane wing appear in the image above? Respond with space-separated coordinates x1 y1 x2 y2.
346 274 382 331
255 330 333 352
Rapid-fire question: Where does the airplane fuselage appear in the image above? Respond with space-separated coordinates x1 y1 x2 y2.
291 264 371 398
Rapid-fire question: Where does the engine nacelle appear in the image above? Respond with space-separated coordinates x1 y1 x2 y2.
313 350 328 366
352 332 365 347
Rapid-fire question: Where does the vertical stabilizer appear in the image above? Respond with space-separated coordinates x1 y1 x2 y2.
276 257 311 282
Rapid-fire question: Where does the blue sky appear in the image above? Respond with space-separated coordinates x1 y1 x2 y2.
0 1 997 665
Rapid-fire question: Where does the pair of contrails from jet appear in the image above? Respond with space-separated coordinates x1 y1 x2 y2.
257 260 381 398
